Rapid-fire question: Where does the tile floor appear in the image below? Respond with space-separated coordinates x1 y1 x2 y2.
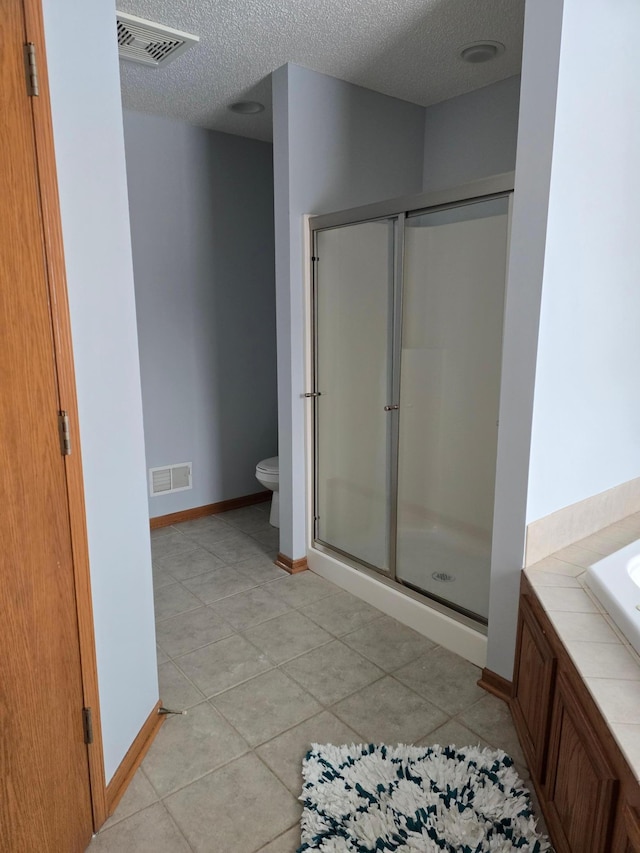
87 503 545 853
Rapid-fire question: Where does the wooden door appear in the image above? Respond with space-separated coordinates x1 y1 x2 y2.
544 670 617 853
511 590 556 781
0 1 95 851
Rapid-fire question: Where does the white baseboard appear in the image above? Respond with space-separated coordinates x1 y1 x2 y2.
307 547 487 668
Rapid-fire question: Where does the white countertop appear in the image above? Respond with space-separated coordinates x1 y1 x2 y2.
524 511 640 781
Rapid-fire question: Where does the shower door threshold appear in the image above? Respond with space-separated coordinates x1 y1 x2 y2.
311 540 488 637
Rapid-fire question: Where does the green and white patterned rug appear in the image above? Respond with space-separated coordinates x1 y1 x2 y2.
299 743 551 852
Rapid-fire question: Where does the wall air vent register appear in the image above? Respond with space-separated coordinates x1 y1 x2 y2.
149 463 192 496
116 11 199 68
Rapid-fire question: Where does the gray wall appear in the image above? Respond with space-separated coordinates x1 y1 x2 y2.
423 76 521 192
43 0 158 781
526 0 640 522
123 112 278 518
487 0 564 679
273 63 426 559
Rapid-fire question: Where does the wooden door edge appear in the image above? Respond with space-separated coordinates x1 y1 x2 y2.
22 0 107 829
105 701 165 819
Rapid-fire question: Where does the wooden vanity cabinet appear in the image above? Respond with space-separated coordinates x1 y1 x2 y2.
544 669 617 852
511 574 640 853
511 590 556 781
612 804 640 853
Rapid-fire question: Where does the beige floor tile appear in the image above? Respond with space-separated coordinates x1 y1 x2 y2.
156 644 169 664
150 529 198 560
282 640 383 705
250 527 280 550
341 616 435 671
417 718 491 750
154 546 226 581
177 515 236 541
212 669 321 746
101 768 157 830
152 564 177 591
457 693 526 766
175 634 273 696
256 711 360 795
158 660 205 710
394 646 484 715
183 566 257 604
257 826 300 853
265 572 338 609
150 526 177 540
210 585 291 630
301 590 383 637
142 701 249 796
242 610 333 664
165 753 300 853
88 803 190 852
156 606 234 659
154 582 203 622
219 506 273 534
206 532 267 564
233 554 288 584
332 676 447 744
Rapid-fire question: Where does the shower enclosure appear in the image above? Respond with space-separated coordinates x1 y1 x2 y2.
309 176 512 626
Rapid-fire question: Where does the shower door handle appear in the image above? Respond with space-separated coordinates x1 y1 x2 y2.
384 404 399 411
303 392 322 398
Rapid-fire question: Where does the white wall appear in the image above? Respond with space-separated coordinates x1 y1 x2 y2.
273 63 425 559
526 0 640 523
42 0 158 782
423 76 521 193
486 0 564 679
123 112 277 518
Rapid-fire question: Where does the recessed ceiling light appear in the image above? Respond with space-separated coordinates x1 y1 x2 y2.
229 101 265 114
460 41 505 64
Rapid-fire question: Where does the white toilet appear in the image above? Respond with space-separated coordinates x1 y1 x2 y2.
255 456 279 527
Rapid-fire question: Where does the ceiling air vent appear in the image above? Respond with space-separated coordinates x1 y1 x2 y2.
116 12 199 68
149 463 192 496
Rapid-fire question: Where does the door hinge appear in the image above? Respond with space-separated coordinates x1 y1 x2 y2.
58 410 71 456
24 43 40 97
82 707 94 745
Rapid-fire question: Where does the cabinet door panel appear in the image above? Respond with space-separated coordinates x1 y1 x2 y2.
545 671 617 853
613 804 640 853
511 592 556 780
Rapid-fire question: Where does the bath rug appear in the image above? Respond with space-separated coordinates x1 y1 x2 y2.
299 742 551 852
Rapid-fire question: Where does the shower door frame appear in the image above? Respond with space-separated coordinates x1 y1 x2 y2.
307 173 515 630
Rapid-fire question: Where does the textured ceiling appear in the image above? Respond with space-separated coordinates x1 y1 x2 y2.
118 0 524 142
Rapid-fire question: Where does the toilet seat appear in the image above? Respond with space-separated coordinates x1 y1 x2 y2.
256 456 278 476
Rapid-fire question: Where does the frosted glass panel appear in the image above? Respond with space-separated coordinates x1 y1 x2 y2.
396 197 509 620
315 220 394 570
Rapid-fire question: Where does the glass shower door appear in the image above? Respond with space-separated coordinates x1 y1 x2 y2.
314 218 397 573
395 197 509 621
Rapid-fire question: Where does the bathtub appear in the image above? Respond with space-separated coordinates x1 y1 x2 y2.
586 540 640 656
